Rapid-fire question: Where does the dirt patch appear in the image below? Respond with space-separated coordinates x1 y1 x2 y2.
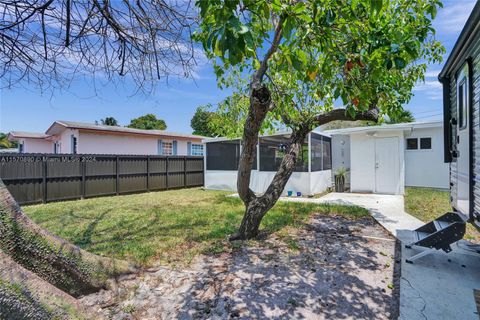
81 215 400 319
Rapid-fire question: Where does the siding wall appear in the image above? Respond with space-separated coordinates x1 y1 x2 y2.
473 43 480 216
448 32 480 214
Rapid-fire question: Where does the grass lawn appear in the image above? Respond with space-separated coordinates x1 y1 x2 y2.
23 188 368 266
405 187 480 242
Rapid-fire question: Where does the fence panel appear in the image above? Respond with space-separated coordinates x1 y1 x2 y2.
0 153 204 205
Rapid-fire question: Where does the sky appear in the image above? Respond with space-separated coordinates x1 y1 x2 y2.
0 0 477 134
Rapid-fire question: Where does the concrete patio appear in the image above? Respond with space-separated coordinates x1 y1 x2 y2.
281 192 480 320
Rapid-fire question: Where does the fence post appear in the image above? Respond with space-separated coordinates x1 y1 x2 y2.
166 157 169 190
116 156 119 195
184 157 187 187
42 156 47 203
146 156 150 192
81 158 86 199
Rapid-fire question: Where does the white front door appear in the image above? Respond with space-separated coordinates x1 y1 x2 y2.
375 137 400 194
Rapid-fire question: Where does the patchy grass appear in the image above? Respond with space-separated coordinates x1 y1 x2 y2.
23 188 368 266
405 187 480 242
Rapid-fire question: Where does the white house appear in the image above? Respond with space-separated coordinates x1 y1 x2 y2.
8 120 205 156
203 130 332 196
326 120 449 195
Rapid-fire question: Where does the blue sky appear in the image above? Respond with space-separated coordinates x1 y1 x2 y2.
0 0 476 134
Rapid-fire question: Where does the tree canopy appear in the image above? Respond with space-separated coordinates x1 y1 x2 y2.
127 114 167 130
195 0 444 135
100 117 119 126
0 133 16 149
385 109 415 124
191 106 217 136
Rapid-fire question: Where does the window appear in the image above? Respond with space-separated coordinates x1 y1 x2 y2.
162 142 173 155
259 135 308 172
18 142 24 153
191 144 204 156
420 137 432 150
71 135 77 154
311 133 332 171
53 142 59 154
206 140 240 170
458 78 468 130
406 138 418 150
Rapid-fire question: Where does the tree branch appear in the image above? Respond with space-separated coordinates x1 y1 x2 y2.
252 15 284 86
313 107 380 126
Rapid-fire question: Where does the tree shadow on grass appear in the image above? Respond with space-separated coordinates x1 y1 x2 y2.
176 215 400 319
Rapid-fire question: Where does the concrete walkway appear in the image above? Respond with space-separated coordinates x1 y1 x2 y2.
280 192 480 320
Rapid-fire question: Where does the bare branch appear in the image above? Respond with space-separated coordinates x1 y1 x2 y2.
0 0 197 92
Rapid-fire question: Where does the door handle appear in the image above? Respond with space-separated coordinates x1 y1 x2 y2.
375 162 379 169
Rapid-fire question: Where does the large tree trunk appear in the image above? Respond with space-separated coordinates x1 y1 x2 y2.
0 248 101 319
233 125 309 240
0 180 136 297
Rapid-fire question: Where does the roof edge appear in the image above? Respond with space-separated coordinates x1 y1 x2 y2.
439 1 480 79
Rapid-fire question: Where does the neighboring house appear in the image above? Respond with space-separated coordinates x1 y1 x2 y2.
326 120 449 195
7 132 52 153
8 120 205 156
203 130 332 196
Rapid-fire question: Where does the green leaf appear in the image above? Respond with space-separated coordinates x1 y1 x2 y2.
370 0 383 16
386 59 393 70
390 43 400 53
238 25 249 35
326 10 336 25
292 2 306 14
394 57 406 69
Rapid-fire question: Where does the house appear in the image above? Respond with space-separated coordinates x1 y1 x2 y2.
326 120 449 195
439 0 480 227
8 120 205 156
203 130 332 196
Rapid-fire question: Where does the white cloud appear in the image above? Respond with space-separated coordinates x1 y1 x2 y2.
424 70 441 78
413 80 443 100
433 1 477 35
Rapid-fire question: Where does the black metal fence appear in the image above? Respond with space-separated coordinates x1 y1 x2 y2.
0 153 204 205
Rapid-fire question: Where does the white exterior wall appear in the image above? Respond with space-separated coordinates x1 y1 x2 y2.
404 127 449 189
20 138 53 153
204 170 332 196
350 131 405 195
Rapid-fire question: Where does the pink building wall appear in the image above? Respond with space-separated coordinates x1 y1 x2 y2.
18 138 53 153
13 127 203 155
77 131 201 155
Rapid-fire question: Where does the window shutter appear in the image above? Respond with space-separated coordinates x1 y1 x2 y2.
173 140 178 155
158 139 163 155
187 142 191 156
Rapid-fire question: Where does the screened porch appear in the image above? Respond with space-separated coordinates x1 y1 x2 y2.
203 131 332 196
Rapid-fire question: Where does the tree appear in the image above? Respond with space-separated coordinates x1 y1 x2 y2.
100 117 119 126
191 106 217 136
128 114 167 130
0 133 16 149
0 1 196 91
196 0 444 240
385 109 415 124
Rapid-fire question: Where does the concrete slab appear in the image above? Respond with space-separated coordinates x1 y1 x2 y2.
280 192 480 320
